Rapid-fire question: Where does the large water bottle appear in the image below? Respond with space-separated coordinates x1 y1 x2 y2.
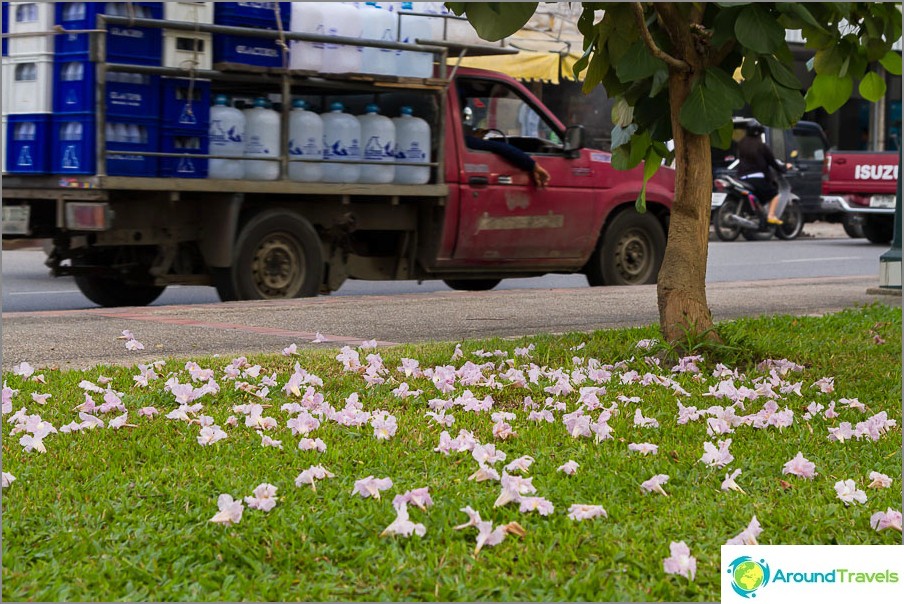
398 2 433 78
243 97 281 181
289 1 325 71
360 2 399 76
209 94 246 179
358 104 395 184
288 99 324 182
321 2 363 74
321 101 361 183
393 106 430 184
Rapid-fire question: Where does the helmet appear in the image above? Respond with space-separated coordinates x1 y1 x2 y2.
746 120 765 136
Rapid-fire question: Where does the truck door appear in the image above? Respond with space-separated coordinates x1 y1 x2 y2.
785 124 829 213
452 78 598 263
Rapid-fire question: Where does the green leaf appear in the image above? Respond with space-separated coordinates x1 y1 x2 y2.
858 71 887 103
678 69 743 135
572 45 593 80
615 41 666 83
778 3 828 33
879 50 903 76
456 2 538 42
764 56 801 90
611 96 634 128
813 45 845 75
610 146 633 171
649 67 669 98
735 5 785 54
804 73 853 114
711 6 745 48
710 121 735 150
704 68 745 109
582 50 610 94
611 124 637 149
748 78 806 128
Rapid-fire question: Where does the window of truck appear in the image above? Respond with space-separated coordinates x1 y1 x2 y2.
786 128 827 161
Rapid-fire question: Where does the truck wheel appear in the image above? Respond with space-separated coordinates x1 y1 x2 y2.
230 211 324 300
74 275 165 307
714 198 742 242
775 202 803 240
843 215 865 239
862 216 894 244
443 279 501 291
586 210 665 286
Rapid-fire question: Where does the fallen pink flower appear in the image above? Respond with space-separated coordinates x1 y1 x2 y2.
518 496 554 516
834 479 867 506
557 460 579 475
867 471 892 489
138 406 158 418
568 504 607 521
641 474 670 496
468 464 501 482
700 439 734 469
870 508 902 532
381 503 426 538
2 472 15 488
628 442 659 456
721 469 745 494
393 487 433 511
245 483 278 512
663 541 697 581
782 452 817 479
454 506 483 530
352 476 393 500
725 515 762 545
298 437 327 453
504 456 534 474
295 465 334 491
209 494 243 526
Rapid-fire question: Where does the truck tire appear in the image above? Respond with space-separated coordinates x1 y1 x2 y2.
585 210 665 286
229 210 324 300
443 279 501 291
74 275 165 307
843 215 865 239
714 197 742 242
862 216 893 244
775 202 803 240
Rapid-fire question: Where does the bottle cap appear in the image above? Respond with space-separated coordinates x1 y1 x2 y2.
293 99 307 109
331 102 344 112
400 106 413 116
214 94 229 106
365 103 380 113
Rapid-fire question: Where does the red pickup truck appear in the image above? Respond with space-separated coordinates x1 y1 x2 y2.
821 151 899 243
2 58 675 306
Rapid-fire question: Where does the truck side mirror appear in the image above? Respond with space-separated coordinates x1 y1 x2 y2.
563 125 585 159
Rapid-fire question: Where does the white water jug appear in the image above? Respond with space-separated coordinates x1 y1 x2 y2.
358 103 395 183
360 2 398 76
321 101 361 183
288 99 324 182
321 2 363 74
393 106 430 184
243 97 280 181
398 2 433 78
209 94 246 179
289 1 324 71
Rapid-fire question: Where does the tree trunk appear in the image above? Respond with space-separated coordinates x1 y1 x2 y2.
656 67 718 345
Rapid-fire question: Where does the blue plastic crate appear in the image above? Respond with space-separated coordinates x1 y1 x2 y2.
6 114 50 174
213 2 290 30
53 59 161 116
160 129 209 178
160 78 211 129
213 33 283 68
51 115 159 176
54 2 163 65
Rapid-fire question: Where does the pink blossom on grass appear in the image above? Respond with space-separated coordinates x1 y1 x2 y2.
260 434 282 449
370 412 398 441
721 469 746 494
245 483 278 512
834 479 867 506
393 487 433 511
867 471 892 489
2 472 15 488
31 392 51 405
782 452 817 479
298 437 327 453
558 460 579 475
568 504 607 521
504 456 534 474
138 406 158 418
295 465 335 491
633 409 660 428
209 494 243 526
628 443 659 456
725 515 762 545
381 503 426 538
352 476 393 500
468 464 501 482
870 508 902 532
663 541 697 580
197 425 227 446
641 474 670 496
700 439 734 468
518 496 554 516
494 472 536 507
472 443 506 466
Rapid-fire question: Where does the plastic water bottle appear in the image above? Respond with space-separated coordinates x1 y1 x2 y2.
243 97 280 181
288 99 324 182
209 94 246 179
321 2 362 74
113 123 129 144
126 123 142 144
360 2 398 75
398 2 433 78
357 104 395 183
290 2 325 71
393 106 430 184
321 101 360 183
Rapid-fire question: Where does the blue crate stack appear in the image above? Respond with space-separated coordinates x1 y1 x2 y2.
159 77 211 178
212 2 290 69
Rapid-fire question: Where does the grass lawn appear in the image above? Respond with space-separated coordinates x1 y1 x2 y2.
1 304 901 602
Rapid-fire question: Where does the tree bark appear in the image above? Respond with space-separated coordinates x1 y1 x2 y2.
657 66 718 344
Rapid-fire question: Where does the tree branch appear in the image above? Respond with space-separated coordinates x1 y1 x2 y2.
631 2 690 72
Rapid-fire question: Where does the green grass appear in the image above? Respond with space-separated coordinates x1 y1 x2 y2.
2 304 901 602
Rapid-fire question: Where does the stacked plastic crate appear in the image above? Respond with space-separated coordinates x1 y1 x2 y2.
4 2 55 174
51 2 165 176
212 2 290 69
159 2 214 178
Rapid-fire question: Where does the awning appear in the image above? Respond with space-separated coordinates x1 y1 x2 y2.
448 50 584 84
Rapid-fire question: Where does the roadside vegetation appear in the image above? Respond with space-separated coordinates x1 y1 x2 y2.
2 304 900 601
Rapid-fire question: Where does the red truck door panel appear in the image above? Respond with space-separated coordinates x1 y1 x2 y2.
452 77 599 263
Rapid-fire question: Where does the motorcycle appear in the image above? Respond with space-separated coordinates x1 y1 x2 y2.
712 171 804 242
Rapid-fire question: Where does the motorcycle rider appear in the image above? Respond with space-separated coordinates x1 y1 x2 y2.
737 121 792 225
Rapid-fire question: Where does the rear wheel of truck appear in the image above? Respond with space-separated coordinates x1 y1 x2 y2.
225 211 324 300
843 215 865 239
586 210 665 286
74 275 165 307
861 216 893 244
442 279 501 291
72 249 166 307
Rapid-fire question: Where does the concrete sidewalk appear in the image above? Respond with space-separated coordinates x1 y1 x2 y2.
1 275 898 371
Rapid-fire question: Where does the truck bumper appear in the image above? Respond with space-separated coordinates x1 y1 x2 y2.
820 195 896 215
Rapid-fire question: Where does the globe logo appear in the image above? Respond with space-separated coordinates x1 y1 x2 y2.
727 556 771 598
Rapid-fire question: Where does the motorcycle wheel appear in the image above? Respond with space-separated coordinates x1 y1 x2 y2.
775 202 803 240
714 197 742 241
